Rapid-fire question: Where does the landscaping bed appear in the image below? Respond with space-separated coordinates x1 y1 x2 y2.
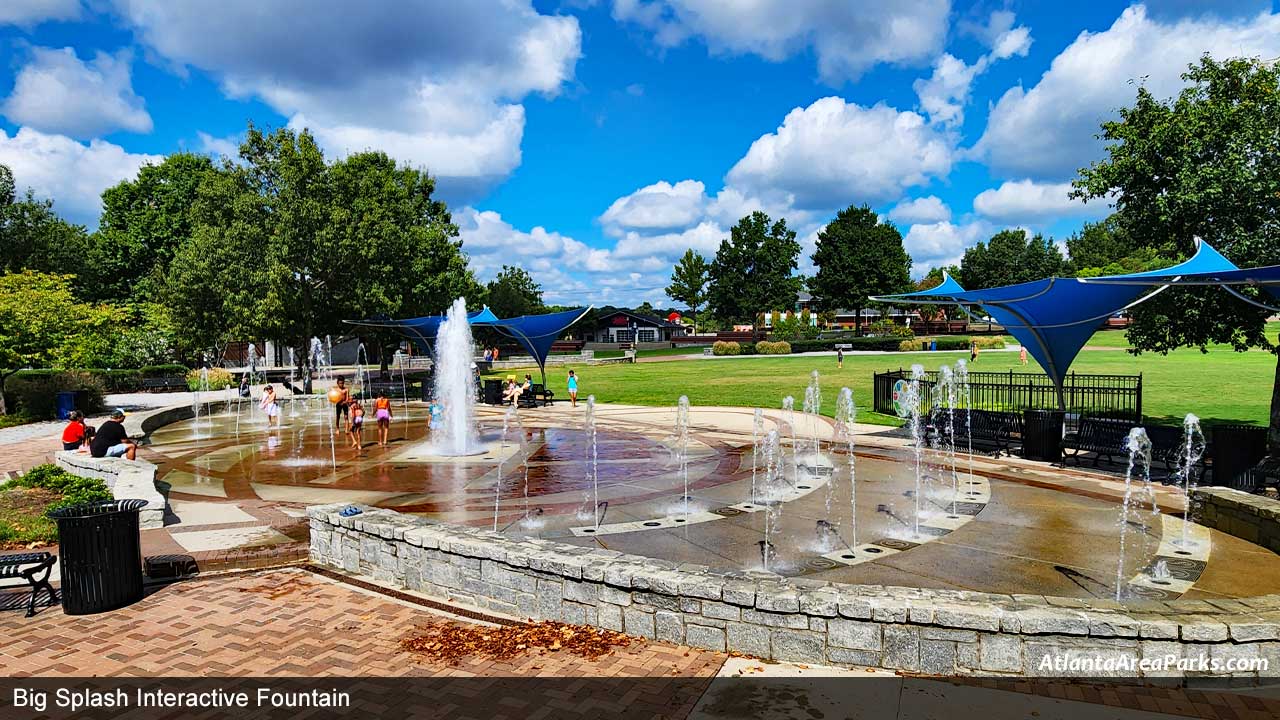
0 464 110 550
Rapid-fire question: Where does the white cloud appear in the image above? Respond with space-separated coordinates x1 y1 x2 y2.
887 196 951 224
610 0 950 82
0 0 80 26
912 11 1031 127
976 5 1280 180
1 47 152 138
912 54 985 127
726 97 953 210
0 126 162 225
972 180 1109 223
111 0 582 193
902 220 992 276
612 221 724 259
599 179 707 235
195 131 240 158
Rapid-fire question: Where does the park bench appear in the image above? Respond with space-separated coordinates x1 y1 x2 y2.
1062 417 1132 467
930 409 1019 457
517 383 555 408
141 376 188 392
0 552 57 617
1144 424 1203 482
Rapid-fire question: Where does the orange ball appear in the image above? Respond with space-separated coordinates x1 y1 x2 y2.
327 388 344 404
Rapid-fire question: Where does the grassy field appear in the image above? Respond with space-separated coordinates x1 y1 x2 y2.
490 327 1278 428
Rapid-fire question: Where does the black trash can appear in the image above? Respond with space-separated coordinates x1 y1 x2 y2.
483 379 502 405
1023 409 1065 462
50 499 148 615
73 389 91 413
55 391 77 420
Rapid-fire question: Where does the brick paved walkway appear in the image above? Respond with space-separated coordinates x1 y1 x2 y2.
1 567 725 679
4 567 1280 719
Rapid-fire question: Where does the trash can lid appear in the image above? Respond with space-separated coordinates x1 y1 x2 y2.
49 498 150 518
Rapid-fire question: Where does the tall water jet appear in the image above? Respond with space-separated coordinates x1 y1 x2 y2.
937 364 959 515
782 396 798 485
287 348 299 417
1115 427 1154 601
583 395 600 526
761 429 782 571
751 408 764 503
392 348 409 415
805 370 822 454
1175 413 1206 548
835 387 857 546
431 297 480 455
192 365 210 438
907 365 926 538
494 405 516 531
676 395 691 522
955 359 973 489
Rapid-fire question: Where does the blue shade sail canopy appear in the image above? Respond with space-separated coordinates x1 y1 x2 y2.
883 272 967 300
345 305 593 383
871 240 1241 404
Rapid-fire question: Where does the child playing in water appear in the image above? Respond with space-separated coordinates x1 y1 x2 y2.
347 397 365 448
374 391 393 447
428 402 444 435
260 384 281 427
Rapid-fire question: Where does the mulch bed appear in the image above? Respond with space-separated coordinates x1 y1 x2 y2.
0 486 59 552
400 620 637 665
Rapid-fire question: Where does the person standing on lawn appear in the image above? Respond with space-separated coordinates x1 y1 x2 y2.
567 369 579 407
836 348 844 370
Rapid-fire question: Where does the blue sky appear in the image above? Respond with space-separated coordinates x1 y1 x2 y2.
2 1 1278 306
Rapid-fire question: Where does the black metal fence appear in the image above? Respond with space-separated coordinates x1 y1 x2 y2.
872 368 1142 423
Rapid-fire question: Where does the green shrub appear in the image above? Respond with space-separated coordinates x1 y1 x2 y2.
867 319 914 338
711 341 741 356
3 370 106 419
755 340 791 354
898 339 923 352
187 367 235 391
739 342 757 355
6 464 111 515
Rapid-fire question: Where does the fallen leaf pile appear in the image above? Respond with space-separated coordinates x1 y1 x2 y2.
400 620 636 664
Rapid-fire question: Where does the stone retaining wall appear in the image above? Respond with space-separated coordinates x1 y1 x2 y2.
309 503 1280 678
54 451 166 529
1195 487 1280 554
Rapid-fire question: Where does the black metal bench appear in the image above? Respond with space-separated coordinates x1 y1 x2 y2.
931 409 1019 457
141 376 188 392
0 552 56 617
516 383 555 408
1063 417 1132 467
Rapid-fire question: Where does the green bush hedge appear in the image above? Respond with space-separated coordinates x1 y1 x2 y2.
3 370 107 419
711 341 741 356
755 340 792 354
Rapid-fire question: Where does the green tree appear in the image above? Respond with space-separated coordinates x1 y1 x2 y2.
89 153 219 302
809 204 911 335
959 229 1069 290
708 211 802 325
1065 217 1136 272
486 266 544 319
0 272 124 370
1071 55 1280 459
0 164 93 286
665 248 709 333
163 123 483 364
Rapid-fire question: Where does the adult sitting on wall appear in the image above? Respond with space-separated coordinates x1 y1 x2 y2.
90 408 137 460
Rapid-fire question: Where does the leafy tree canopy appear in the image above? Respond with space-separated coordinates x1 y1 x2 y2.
959 229 1069 290
809 204 911 329
486 265 543 319
0 271 124 369
666 248 709 331
708 211 802 324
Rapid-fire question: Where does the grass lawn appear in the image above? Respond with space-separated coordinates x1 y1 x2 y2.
489 328 1278 428
583 347 707 359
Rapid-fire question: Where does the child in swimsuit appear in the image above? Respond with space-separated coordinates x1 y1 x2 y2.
374 392 393 447
567 370 578 408
260 385 280 427
347 398 365 448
